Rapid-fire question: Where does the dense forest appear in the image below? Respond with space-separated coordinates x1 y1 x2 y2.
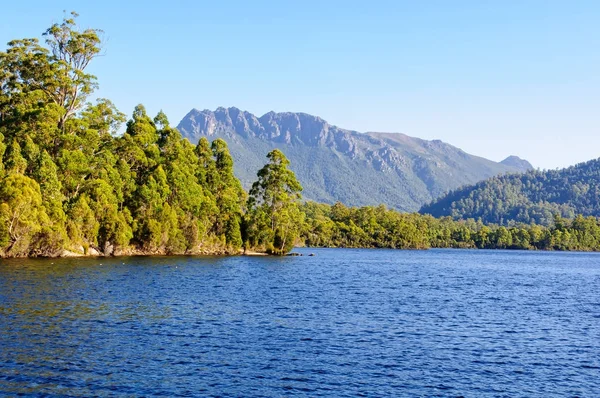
0 14 304 257
2 14 600 258
420 159 600 226
302 202 600 251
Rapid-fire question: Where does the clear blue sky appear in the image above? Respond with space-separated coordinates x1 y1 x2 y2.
2 1 599 169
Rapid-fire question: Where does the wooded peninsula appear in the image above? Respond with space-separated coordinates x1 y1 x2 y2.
2 14 600 258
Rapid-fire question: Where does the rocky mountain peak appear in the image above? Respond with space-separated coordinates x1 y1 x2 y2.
176 106 534 211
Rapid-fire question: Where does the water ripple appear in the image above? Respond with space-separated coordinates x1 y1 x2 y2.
0 249 599 396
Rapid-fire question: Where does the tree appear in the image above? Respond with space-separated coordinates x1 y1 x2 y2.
35 151 65 221
493 226 513 249
131 165 179 253
0 174 49 256
0 36 57 145
118 104 160 178
247 149 303 255
0 133 6 178
66 194 99 250
84 178 132 253
32 150 68 252
159 123 208 252
4 139 27 174
195 137 216 188
43 11 102 130
211 139 245 249
22 135 40 173
0 12 102 155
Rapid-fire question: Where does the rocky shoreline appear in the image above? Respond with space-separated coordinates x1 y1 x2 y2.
1 246 307 259
0 245 251 259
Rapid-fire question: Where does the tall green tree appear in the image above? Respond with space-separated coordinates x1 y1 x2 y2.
34 150 67 249
4 139 27 174
195 137 216 188
118 104 160 179
84 178 132 254
211 139 245 249
66 194 99 251
131 164 182 254
247 149 304 255
0 12 102 153
159 122 208 252
0 174 49 256
43 11 102 131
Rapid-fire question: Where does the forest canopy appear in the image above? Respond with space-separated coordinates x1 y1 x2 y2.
420 159 600 226
0 13 305 257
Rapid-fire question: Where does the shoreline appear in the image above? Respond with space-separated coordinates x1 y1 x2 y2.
2 245 600 260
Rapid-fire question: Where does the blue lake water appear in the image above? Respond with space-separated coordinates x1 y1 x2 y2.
1 249 599 397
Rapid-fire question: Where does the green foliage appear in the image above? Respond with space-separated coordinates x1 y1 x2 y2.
0 174 50 256
66 194 99 249
211 139 245 248
4 140 27 174
0 134 6 179
43 11 102 130
421 158 600 226
247 149 304 255
0 14 249 257
301 202 600 252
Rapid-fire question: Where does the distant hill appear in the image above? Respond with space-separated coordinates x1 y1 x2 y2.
420 158 600 225
500 155 533 170
177 107 532 211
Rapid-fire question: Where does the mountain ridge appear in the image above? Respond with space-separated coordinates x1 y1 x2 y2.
177 107 533 211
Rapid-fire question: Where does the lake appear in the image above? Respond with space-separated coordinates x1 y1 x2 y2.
1 249 599 396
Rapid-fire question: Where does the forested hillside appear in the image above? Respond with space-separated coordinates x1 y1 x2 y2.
420 158 600 225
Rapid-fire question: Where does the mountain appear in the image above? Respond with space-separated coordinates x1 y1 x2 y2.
177 107 532 211
419 158 600 225
500 155 533 170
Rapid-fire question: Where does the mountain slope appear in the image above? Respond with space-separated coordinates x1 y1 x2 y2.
419 158 600 225
177 107 532 211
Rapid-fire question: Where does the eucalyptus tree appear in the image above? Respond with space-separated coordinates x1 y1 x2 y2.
247 149 304 255
211 139 245 248
0 174 49 256
0 12 103 150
